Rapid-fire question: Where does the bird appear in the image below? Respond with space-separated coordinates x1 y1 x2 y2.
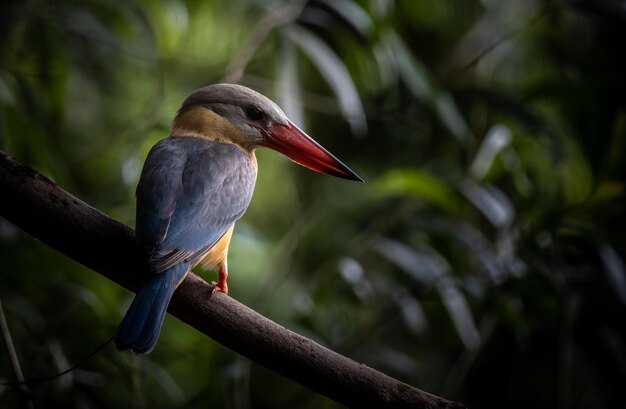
115 83 362 353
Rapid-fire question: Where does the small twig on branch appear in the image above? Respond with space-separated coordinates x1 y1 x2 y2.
0 150 466 409
450 6 546 74
0 299 34 409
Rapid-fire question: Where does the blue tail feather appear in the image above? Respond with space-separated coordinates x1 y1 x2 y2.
115 263 188 354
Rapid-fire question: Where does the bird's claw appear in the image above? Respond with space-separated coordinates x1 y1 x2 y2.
210 281 228 296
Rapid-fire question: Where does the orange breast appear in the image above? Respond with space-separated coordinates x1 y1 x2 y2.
199 225 235 270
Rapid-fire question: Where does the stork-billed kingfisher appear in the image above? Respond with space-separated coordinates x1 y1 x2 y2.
115 84 362 353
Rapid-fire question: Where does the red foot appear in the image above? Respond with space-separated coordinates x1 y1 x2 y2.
210 266 229 295
210 281 228 295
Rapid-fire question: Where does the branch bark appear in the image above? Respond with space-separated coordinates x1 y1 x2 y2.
0 150 466 409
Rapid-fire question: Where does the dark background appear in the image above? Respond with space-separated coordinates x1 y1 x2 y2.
1 0 625 408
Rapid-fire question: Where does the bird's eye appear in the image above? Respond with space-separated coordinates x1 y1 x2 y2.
245 106 265 121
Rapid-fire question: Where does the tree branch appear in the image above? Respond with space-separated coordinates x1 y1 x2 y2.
0 150 466 409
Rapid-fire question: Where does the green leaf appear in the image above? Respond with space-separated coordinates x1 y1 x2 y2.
384 30 470 144
284 25 368 136
374 169 459 214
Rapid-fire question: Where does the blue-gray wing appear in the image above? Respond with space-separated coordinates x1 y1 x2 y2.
135 137 257 274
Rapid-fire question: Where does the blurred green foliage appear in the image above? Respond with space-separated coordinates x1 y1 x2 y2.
1 0 625 408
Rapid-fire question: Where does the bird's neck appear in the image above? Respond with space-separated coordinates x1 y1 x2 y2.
171 106 256 154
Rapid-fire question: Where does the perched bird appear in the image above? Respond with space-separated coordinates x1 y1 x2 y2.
115 84 362 353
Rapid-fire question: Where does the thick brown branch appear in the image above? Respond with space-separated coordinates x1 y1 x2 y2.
0 150 466 409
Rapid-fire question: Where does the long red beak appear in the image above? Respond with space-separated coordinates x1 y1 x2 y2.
259 121 363 182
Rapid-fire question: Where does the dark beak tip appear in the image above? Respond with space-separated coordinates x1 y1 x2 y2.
348 172 365 183
338 161 363 182
331 160 363 182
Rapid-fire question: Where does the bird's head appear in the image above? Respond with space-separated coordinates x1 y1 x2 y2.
171 83 362 181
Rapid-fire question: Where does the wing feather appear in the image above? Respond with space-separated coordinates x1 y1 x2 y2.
135 137 256 274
